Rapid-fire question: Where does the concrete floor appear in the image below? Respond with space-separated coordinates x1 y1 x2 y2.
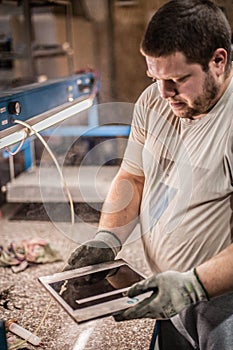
0 203 155 350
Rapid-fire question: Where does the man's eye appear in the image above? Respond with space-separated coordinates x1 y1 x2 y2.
176 75 190 83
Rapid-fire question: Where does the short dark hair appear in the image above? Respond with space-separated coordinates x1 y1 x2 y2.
141 0 232 74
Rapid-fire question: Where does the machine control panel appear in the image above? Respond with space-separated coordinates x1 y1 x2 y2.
0 71 99 133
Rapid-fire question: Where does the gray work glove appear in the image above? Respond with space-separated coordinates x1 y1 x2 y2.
64 230 122 270
114 268 209 321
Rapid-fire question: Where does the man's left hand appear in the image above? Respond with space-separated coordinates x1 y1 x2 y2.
114 269 209 321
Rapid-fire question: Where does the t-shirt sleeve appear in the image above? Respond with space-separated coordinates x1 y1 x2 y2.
121 93 147 176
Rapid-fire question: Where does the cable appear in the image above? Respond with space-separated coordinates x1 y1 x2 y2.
7 119 76 350
14 119 75 226
4 133 27 156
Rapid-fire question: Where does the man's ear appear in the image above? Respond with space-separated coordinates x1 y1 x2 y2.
210 48 228 76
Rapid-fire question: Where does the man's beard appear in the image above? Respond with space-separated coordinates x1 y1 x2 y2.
172 71 220 119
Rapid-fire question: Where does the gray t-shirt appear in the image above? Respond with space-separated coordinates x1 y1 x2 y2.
122 78 233 273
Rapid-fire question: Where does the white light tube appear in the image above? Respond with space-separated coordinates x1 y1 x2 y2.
0 97 93 150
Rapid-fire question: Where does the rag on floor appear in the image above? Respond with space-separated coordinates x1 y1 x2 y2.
0 238 63 272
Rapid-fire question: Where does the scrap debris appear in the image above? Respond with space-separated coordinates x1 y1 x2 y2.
0 285 25 311
0 238 62 272
0 286 14 310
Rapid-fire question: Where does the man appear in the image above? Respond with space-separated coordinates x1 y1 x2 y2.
66 1 233 349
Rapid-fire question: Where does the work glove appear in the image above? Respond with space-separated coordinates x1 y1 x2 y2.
64 230 122 270
114 268 209 321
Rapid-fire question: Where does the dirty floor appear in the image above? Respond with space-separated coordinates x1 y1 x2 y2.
0 203 155 350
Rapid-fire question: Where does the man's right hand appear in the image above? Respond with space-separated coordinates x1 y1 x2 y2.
64 240 115 270
64 230 122 270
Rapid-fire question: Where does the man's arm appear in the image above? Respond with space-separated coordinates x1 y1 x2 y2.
196 243 233 297
98 167 145 244
65 167 144 270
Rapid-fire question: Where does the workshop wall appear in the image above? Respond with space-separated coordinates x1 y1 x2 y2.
113 0 163 103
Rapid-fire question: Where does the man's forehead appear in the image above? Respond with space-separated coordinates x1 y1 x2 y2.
145 52 196 78
145 52 186 67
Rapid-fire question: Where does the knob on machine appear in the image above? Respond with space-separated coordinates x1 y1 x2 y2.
8 101 21 115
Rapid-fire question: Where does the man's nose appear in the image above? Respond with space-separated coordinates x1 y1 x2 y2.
158 80 178 99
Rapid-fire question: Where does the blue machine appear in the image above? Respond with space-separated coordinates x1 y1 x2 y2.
0 71 131 189
0 71 100 182
0 71 98 135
